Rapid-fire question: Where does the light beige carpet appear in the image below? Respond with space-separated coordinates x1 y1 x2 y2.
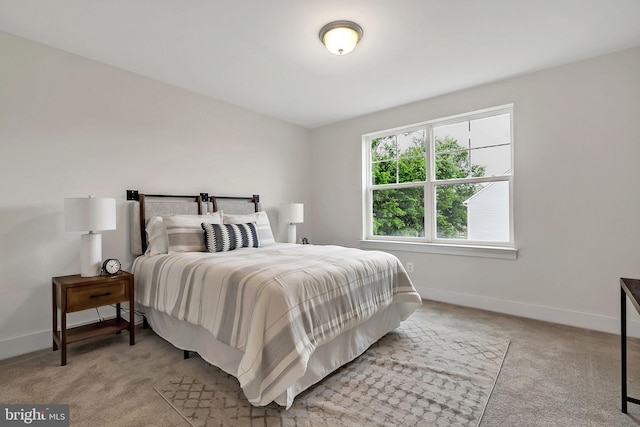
154 314 509 427
4 300 640 426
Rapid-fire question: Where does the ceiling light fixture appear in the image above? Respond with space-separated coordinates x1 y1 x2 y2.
319 20 363 55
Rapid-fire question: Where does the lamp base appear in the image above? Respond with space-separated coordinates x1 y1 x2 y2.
287 224 297 244
80 233 102 277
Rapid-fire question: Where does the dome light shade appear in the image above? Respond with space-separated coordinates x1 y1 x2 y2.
319 20 363 55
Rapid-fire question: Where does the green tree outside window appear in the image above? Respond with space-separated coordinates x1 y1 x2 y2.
371 135 485 238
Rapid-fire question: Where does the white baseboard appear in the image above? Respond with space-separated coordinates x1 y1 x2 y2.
416 285 640 338
0 314 145 362
0 329 52 361
2 288 635 361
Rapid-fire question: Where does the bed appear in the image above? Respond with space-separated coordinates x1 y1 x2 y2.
127 190 422 408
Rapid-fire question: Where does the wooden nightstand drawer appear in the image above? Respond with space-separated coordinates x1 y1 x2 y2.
66 280 129 312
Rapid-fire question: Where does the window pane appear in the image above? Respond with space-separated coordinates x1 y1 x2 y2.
372 187 424 237
372 131 425 185
470 114 510 149
371 136 396 162
434 113 511 180
468 113 511 177
371 135 398 162
435 138 471 179
372 160 396 185
398 130 426 183
466 181 510 241
436 181 509 242
398 155 426 182
397 130 425 158
469 144 511 177
434 122 468 147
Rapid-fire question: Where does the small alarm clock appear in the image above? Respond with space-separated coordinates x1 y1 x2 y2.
102 258 121 275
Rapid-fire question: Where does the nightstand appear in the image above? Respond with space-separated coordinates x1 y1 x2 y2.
52 271 135 366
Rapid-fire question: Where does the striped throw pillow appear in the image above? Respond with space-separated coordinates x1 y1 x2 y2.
201 222 260 252
163 213 222 253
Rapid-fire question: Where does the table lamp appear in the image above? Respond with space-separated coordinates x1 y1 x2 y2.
280 203 304 244
65 196 116 277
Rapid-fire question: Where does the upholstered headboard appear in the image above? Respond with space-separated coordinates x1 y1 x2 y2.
127 190 259 256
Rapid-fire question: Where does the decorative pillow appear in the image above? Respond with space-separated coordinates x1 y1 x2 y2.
222 211 275 246
201 222 260 252
163 213 222 253
145 216 168 255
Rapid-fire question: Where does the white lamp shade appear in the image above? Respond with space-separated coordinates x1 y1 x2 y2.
65 197 116 232
280 203 304 224
64 196 116 277
323 26 360 55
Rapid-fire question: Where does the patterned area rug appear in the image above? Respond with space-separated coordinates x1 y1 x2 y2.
154 316 509 427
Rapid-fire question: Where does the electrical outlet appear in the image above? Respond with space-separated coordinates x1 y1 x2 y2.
406 262 414 273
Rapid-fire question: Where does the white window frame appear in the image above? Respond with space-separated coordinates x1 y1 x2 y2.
361 104 517 259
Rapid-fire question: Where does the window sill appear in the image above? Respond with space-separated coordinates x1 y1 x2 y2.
359 239 518 260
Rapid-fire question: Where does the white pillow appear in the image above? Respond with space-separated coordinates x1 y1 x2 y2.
223 211 275 247
163 213 222 253
145 216 168 255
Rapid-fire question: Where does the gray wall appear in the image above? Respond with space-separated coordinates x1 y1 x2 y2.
310 46 640 335
2 29 639 361
0 32 312 359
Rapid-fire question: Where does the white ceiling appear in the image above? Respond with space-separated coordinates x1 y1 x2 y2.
2 0 640 128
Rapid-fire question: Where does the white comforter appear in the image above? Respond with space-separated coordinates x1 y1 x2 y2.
133 244 421 407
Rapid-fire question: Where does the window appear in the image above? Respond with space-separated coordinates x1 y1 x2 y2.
364 105 513 248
